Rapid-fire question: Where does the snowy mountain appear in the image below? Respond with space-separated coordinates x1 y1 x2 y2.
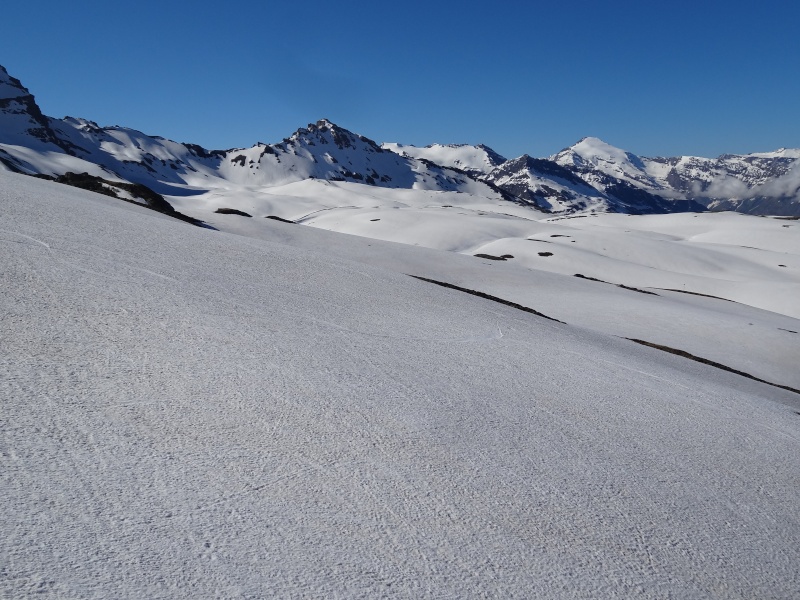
479 154 603 212
378 140 704 214
552 137 800 216
0 65 504 202
482 153 702 214
1 63 799 216
552 137 668 191
229 120 501 195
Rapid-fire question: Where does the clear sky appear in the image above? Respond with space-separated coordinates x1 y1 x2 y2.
2 1 798 159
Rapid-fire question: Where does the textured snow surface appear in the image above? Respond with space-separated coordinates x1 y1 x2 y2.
2 171 800 599
196 207 800 391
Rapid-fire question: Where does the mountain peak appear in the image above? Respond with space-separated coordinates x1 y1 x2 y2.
552 137 646 172
288 119 382 153
0 64 15 81
0 64 79 153
312 118 336 129
576 135 605 144
0 64 32 100
572 136 624 154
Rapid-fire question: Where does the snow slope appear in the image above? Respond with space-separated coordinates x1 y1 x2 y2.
194 204 800 391
382 142 507 177
2 170 799 598
169 179 800 323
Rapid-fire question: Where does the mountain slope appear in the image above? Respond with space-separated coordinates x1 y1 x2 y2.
381 142 507 178
485 154 611 212
0 65 78 154
2 169 799 598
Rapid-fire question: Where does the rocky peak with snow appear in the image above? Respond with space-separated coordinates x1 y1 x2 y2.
0 65 77 154
221 118 501 195
0 64 29 100
485 154 700 214
289 119 383 153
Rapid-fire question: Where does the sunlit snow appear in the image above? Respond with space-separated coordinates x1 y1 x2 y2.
2 170 799 598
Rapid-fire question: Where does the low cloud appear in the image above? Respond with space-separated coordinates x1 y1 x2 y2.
750 162 800 199
695 177 750 199
687 161 800 201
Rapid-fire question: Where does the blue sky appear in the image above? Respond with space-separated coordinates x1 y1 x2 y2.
3 1 798 159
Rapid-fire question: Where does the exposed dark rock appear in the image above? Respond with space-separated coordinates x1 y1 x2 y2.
655 288 736 302
184 144 226 159
474 253 508 261
409 275 565 324
628 338 800 395
33 171 205 227
215 208 252 217
574 273 658 295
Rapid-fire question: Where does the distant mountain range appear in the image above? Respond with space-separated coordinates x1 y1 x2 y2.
2 64 798 215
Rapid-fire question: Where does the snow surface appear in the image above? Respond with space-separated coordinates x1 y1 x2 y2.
0 143 121 179
169 179 800 321
747 148 800 159
2 170 799 598
191 195 800 390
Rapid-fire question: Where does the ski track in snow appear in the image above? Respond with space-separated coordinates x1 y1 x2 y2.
0 228 176 283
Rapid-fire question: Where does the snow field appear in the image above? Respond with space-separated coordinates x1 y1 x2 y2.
172 179 800 389
2 170 799 598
